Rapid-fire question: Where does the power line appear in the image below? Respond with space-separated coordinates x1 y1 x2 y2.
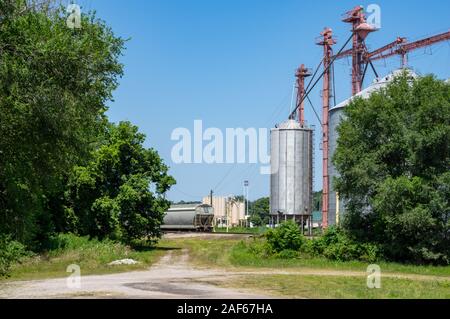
289 33 354 119
171 186 204 200
332 60 336 107
213 165 236 193
210 88 292 193
306 95 322 126
216 164 256 194
304 58 324 97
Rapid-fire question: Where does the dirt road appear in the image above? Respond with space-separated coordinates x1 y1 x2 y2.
1 233 447 299
0 248 270 299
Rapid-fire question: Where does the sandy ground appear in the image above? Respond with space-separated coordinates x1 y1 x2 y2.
0 233 447 299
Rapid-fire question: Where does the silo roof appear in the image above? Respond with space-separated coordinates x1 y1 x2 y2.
330 69 418 112
274 119 313 130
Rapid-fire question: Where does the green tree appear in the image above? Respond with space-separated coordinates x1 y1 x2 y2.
334 73 450 264
65 122 176 243
0 1 124 247
249 197 270 226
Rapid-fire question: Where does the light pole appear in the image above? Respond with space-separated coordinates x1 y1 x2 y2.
226 196 232 233
244 180 249 227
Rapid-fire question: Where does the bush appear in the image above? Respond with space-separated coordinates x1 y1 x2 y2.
306 227 381 262
322 239 359 262
0 236 28 278
265 221 306 253
358 243 381 263
240 225 381 263
245 239 268 257
276 249 300 259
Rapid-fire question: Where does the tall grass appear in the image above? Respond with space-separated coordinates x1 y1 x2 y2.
4 234 166 281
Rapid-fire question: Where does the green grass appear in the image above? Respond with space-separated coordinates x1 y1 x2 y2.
2 234 168 281
229 239 450 277
160 237 450 298
221 275 450 299
213 227 268 234
160 237 450 277
158 237 238 267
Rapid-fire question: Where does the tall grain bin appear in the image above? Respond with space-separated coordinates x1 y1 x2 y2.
327 69 417 226
328 104 346 226
270 120 313 234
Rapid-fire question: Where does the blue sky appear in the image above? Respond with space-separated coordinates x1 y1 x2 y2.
73 0 450 201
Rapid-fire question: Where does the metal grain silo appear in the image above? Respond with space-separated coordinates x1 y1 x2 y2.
270 120 313 232
328 104 346 226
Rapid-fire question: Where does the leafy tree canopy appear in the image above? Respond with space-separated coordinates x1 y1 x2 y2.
334 73 450 264
249 197 269 226
64 122 176 243
0 1 177 249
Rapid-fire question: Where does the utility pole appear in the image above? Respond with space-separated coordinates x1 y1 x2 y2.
209 189 215 231
244 180 249 227
209 189 213 206
244 180 249 217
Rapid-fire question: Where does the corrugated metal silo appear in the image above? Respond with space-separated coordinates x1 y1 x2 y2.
328 104 346 226
270 120 313 221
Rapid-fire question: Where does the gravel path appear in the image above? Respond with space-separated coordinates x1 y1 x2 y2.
0 249 268 299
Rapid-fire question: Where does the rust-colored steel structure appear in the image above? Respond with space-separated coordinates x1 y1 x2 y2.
319 9 448 229
333 30 450 70
365 37 407 62
288 6 449 230
369 30 450 67
342 5 377 95
316 28 336 229
295 64 312 126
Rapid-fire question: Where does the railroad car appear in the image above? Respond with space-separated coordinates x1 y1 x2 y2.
161 203 214 232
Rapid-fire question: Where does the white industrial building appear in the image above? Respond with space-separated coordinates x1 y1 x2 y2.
202 196 246 227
